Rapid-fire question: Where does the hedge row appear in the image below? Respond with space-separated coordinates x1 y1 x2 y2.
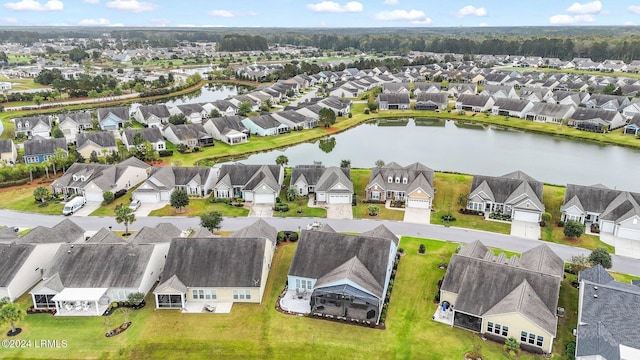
0 179 30 188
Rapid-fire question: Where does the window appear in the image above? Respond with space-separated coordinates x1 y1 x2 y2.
233 289 251 300
387 176 393 183
402 177 407 184
371 191 380 200
487 322 494 332
521 331 527 342
157 143 165 150
502 326 509 337
204 289 216 300
395 177 400 183
494 324 501 335
192 289 204 299
536 335 543 347
295 279 300 289
528 333 535 344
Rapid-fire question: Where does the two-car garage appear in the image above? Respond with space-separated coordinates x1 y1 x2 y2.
328 194 351 204
513 210 540 223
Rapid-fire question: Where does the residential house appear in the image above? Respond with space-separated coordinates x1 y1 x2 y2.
50 157 150 201
97 106 130 131
133 104 171 128
439 240 563 354
621 98 640 119
467 170 544 222
551 91 590 107
203 116 249 145
377 93 410 110
213 163 284 204
525 103 575 123
561 184 640 258
133 166 217 203
154 219 276 310
170 104 208 124
365 162 435 209
76 132 117 159
623 114 640 135
570 108 626 131
317 96 352 116
209 100 237 117
271 110 317 130
479 85 518 99
290 163 326 196
446 83 478 98
492 98 534 118
413 82 441 95
0 243 59 302
285 225 398 325
30 242 165 316
122 127 166 151
23 137 67 164
415 93 448 111
575 265 640 360
162 123 214 148
455 94 495 113
291 164 353 204
0 139 18 165
585 94 630 112
382 83 410 94
14 115 52 139
241 114 290 136
484 73 511 86
518 87 553 103
57 111 93 143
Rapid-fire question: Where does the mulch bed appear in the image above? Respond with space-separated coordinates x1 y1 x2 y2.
26 306 56 315
105 322 132 337
6 328 22 337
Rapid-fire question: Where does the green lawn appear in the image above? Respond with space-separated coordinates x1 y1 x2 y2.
351 168 404 221
2 236 555 360
0 186 64 215
273 168 327 218
89 193 132 216
0 74 48 90
148 198 249 217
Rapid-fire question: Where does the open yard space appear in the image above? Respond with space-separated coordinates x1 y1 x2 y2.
148 198 249 217
0 185 64 215
273 168 328 218
1 237 566 360
351 168 404 221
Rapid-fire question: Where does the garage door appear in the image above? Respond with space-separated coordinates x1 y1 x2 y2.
329 194 351 204
254 193 274 204
513 210 539 222
408 199 430 209
616 227 640 241
85 192 103 202
134 192 159 204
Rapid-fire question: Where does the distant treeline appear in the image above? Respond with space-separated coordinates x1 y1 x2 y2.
3 27 640 61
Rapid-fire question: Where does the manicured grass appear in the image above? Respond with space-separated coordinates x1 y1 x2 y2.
351 168 404 221
272 168 327 218
89 194 131 216
0 186 63 215
541 224 614 252
555 273 579 359
430 172 512 234
0 74 48 90
148 198 249 217
2 236 551 360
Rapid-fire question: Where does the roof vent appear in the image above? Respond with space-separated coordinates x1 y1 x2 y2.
593 294 598 298
593 286 598 290
67 250 71 254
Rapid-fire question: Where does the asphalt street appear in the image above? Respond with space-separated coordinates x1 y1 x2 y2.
2 209 639 276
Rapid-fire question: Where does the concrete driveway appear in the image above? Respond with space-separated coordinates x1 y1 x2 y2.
326 204 353 219
403 208 431 225
71 201 102 216
249 204 273 218
135 201 169 217
510 220 541 240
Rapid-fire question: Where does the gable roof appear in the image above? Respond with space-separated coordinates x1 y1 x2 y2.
16 219 84 244
0 243 35 286
215 163 281 191
457 94 491 107
493 98 532 112
165 123 210 141
288 228 395 299
314 256 383 297
291 163 326 187
158 237 267 288
97 106 129 122
24 137 67 156
60 111 91 124
416 92 447 104
85 228 127 244
77 132 117 148
378 93 410 104
0 139 15 153
43 243 155 288
561 184 627 215
315 166 353 193
469 171 543 206
206 115 247 135
128 223 182 244
228 219 277 245
123 127 164 144
137 104 170 119
368 162 435 194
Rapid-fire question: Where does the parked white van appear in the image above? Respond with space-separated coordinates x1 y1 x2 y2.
62 196 86 215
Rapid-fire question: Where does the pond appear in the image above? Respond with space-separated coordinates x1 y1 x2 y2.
159 83 249 107
226 118 640 192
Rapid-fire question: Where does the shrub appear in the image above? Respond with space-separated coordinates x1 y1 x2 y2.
418 244 426 254
289 232 299 242
211 197 231 204
158 150 173 157
565 340 576 360
504 337 520 353
364 108 370 114
441 215 456 222
564 220 584 238
398 247 405 254
275 197 281 203
557 220 565 227
274 203 289 212
103 191 115 204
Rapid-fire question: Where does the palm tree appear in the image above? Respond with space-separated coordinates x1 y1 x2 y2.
115 205 136 236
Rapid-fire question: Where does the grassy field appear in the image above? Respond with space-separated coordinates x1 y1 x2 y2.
0 186 64 215
0 74 48 91
1 237 559 360
148 198 249 217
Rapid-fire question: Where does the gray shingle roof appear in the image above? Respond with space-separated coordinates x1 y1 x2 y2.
43 243 155 288
561 184 629 215
228 219 277 246
469 171 543 206
23 137 67 156
97 106 129 122
158 237 267 288
315 167 353 193
441 241 562 336
457 94 491 107
288 228 394 299
291 163 326 187
77 132 116 148
123 127 164 144
60 111 91 124
0 139 14 153
377 93 410 104
0 243 34 286
493 98 531 112
138 104 170 119
128 223 181 244
207 115 247 135
416 92 447 104
215 163 281 192
246 114 282 130
572 108 619 122
165 123 210 141
576 265 640 359
367 162 434 194
85 228 127 244
16 219 84 244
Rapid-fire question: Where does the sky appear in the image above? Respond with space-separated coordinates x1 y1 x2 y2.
1 0 640 28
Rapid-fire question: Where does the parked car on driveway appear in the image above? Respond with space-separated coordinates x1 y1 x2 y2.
129 200 141 211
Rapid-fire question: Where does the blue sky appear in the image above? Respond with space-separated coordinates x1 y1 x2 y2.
1 0 639 27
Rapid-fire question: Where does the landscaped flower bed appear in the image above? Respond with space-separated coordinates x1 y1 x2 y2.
105 322 131 337
459 208 484 216
26 306 56 315
488 212 511 221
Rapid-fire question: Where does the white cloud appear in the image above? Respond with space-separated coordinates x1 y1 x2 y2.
83 0 99 3
306 1 363 13
624 21 636 26
383 0 398 5
150 18 170 26
375 9 431 24
629 5 640 15
456 5 487 18
105 0 156 13
478 22 488 27
4 0 63 11
549 14 595 24
176 24 224 28
78 18 110 25
1 17 18 24
208 9 256 17
566 1 601 14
